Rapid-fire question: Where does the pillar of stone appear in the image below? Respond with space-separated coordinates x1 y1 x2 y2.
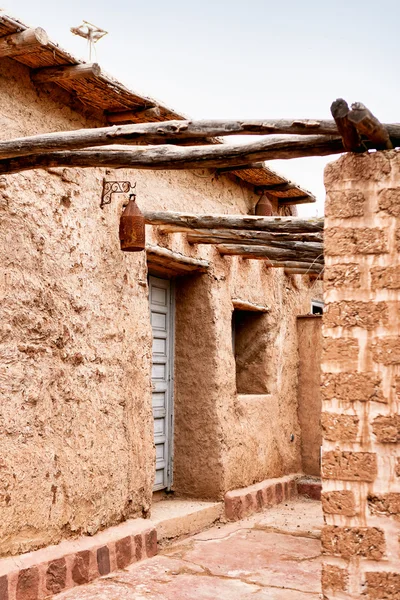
321 151 400 599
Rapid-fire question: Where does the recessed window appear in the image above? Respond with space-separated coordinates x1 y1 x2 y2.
232 309 270 394
311 300 324 315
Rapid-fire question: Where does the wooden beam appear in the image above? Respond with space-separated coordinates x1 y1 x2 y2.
217 162 265 173
217 244 324 264
255 182 295 192
170 227 322 243
143 212 324 234
0 28 49 58
146 244 209 273
348 102 393 150
1 118 400 161
330 98 364 152
31 63 102 84
276 195 313 206
185 229 323 250
107 107 161 124
0 135 345 175
284 268 323 276
219 246 323 272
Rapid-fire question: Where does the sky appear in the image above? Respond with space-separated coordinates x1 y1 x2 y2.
4 0 400 216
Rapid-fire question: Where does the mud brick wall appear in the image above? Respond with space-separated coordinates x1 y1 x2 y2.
321 151 400 600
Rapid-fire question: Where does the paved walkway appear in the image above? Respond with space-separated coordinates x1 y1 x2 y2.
55 499 323 600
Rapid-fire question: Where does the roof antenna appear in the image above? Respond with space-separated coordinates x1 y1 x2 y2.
70 21 108 61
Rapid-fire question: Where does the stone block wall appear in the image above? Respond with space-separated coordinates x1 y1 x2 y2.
321 151 400 599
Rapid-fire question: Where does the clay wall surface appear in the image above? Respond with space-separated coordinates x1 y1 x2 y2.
0 57 322 554
322 151 400 599
297 315 322 477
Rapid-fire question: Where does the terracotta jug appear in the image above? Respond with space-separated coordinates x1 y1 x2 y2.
119 194 145 252
255 195 273 216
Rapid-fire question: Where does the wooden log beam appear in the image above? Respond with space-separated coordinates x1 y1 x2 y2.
216 162 265 173
1 118 400 161
107 107 161 124
348 102 393 150
284 268 323 276
0 28 49 58
31 63 102 84
185 229 323 248
0 135 345 175
146 244 209 272
217 244 324 264
330 98 364 152
143 212 324 234
219 246 323 272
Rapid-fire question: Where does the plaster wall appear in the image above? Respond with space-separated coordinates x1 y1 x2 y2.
297 315 322 477
0 58 322 554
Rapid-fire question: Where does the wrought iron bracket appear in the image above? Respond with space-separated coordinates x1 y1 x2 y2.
101 180 136 209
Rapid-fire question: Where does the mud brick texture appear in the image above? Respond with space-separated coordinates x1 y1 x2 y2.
322 151 400 600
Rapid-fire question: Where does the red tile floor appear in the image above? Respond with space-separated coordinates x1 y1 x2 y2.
55 499 323 600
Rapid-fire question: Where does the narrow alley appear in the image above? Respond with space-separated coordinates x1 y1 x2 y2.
53 499 323 600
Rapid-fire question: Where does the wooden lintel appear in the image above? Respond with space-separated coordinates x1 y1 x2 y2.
146 244 209 274
31 63 102 84
232 299 269 312
0 27 49 58
106 106 161 124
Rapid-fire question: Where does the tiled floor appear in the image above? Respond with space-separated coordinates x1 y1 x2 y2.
55 499 323 600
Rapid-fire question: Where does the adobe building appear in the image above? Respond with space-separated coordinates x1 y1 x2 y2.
0 12 324 597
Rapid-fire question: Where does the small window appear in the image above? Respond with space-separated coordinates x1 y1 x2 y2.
232 309 270 394
311 300 324 315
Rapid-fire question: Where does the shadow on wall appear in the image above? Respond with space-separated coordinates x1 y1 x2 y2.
232 310 271 394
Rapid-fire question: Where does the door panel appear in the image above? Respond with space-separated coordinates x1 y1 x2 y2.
149 276 174 491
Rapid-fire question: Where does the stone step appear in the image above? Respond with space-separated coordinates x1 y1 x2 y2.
151 499 223 543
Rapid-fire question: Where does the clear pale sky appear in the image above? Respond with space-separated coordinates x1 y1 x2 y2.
5 0 400 216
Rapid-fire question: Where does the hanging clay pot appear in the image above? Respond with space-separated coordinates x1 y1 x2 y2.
255 195 273 216
119 194 145 252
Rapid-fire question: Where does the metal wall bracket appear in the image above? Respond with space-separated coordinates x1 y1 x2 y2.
101 180 136 209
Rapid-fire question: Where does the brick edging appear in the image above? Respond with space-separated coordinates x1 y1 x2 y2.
0 521 157 600
224 474 299 521
297 479 322 501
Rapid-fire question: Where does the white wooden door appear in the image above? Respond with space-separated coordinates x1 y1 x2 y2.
149 276 174 491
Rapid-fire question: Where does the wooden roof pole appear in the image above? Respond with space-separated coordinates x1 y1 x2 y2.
330 98 364 152
0 135 345 175
31 63 101 84
348 102 393 150
185 229 323 250
0 28 49 58
0 118 400 161
217 244 323 264
143 212 324 233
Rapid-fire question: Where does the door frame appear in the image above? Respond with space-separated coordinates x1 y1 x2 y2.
149 274 175 491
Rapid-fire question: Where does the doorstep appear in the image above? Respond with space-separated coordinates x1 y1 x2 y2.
151 499 223 543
